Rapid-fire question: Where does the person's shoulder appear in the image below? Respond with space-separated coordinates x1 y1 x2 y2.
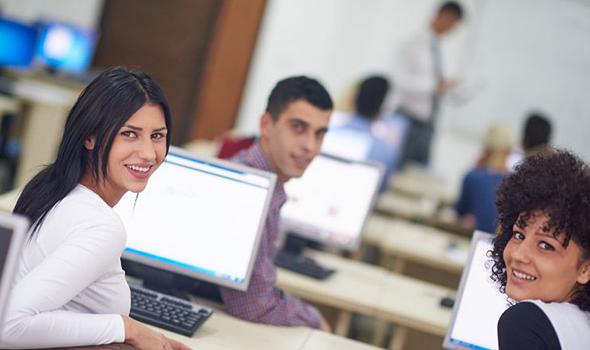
56 185 125 235
463 168 488 182
500 301 545 324
498 301 560 350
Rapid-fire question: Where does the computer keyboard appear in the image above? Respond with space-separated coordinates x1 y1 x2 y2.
129 284 213 337
275 250 335 280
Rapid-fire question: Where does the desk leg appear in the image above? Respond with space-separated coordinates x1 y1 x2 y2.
351 244 364 261
391 258 406 274
371 320 390 347
388 326 408 350
334 310 352 336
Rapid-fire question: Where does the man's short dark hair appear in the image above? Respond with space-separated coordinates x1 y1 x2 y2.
265 76 333 121
355 76 390 119
522 112 552 150
438 1 464 19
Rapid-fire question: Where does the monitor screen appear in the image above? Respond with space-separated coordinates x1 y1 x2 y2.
321 128 373 161
34 21 96 73
113 147 276 291
280 154 382 251
444 231 509 350
0 17 37 67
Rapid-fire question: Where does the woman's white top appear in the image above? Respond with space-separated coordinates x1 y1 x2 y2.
1 185 130 348
528 299 590 350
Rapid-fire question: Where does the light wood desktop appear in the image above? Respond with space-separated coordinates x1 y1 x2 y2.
158 310 382 349
277 250 454 350
363 214 470 275
388 168 455 205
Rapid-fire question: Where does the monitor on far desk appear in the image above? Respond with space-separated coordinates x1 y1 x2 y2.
0 16 37 69
277 154 382 279
113 147 276 294
34 20 97 74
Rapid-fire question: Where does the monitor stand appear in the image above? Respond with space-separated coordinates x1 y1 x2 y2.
275 234 336 280
122 259 198 301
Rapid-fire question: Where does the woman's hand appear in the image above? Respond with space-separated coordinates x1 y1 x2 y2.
123 316 192 350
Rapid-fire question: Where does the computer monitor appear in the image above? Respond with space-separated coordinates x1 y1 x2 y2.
321 128 373 161
34 21 96 73
113 147 276 292
280 154 383 251
0 17 37 67
443 231 509 350
0 212 29 335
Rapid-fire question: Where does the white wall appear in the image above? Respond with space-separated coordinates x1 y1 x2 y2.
236 0 590 194
0 0 103 28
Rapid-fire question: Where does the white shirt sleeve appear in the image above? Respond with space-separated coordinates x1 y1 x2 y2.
1 218 127 348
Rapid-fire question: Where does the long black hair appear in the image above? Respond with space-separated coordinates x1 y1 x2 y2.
14 66 172 236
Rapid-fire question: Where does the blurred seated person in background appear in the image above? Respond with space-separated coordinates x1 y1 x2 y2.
522 112 552 157
455 124 515 233
507 112 553 169
327 76 399 193
219 76 333 331
490 150 590 349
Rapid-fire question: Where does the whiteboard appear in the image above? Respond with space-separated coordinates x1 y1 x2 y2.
450 0 590 160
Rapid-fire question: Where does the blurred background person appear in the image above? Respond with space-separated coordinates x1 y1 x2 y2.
454 123 515 233
394 1 464 168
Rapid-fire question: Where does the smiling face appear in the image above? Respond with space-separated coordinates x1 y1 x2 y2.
260 99 331 183
82 103 168 206
503 211 590 303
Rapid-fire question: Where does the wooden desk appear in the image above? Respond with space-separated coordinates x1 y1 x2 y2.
375 192 438 222
363 215 469 274
53 310 381 350
388 169 455 205
0 188 19 212
277 251 453 350
277 251 388 336
375 192 471 237
3 73 82 187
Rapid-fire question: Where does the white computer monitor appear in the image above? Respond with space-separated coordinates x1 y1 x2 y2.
113 147 276 291
280 154 382 251
321 128 373 161
443 231 510 350
0 212 29 335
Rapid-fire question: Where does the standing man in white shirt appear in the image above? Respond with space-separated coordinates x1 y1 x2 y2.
395 1 464 167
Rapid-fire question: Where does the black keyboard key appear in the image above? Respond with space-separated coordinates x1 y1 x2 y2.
129 285 213 337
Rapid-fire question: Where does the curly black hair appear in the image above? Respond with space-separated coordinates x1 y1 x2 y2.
489 149 590 311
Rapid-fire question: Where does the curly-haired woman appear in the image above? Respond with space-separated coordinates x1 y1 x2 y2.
489 149 590 349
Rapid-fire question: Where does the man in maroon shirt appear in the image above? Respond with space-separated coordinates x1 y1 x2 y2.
219 76 333 331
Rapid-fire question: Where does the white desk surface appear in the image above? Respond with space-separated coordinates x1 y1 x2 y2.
155 309 383 350
375 192 438 221
363 215 470 274
388 170 455 205
277 250 453 337
0 188 19 213
278 250 389 316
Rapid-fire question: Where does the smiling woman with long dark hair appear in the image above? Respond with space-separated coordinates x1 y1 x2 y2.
489 149 590 349
1 67 190 350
